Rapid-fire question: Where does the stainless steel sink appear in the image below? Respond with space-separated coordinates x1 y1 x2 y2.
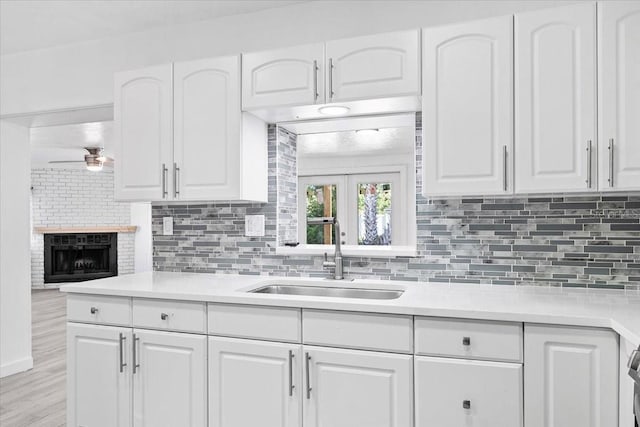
249 284 404 300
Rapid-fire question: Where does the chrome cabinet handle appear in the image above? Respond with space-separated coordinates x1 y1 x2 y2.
462 336 471 346
133 334 140 374
328 58 334 100
162 163 168 198
312 60 319 101
288 350 295 397
305 352 312 399
160 313 168 320
173 163 180 198
586 140 592 188
463 400 471 409
90 306 98 314
118 333 127 373
608 138 614 187
502 145 508 192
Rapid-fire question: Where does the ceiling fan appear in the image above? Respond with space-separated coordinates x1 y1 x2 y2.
48 147 114 172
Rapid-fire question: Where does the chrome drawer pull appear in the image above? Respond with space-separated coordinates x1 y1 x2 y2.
305 352 312 399
288 350 295 397
118 333 127 373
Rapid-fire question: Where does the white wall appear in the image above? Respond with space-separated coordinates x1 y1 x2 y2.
0 120 32 378
0 0 580 116
131 203 152 273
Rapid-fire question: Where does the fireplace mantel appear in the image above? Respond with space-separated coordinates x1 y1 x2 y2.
34 226 138 234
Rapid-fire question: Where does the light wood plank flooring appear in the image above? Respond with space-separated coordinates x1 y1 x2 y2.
0 289 66 427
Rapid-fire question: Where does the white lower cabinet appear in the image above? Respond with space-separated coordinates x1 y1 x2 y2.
303 346 413 427
67 323 132 427
67 321 207 427
208 337 302 427
415 356 523 427
524 324 619 427
133 329 207 427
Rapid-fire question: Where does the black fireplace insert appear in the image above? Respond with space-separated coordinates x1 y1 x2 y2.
44 233 117 283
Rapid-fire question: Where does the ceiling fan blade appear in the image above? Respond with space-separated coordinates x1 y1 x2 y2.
48 160 86 164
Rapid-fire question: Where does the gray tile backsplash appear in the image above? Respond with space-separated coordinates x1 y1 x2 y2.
153 117 640 289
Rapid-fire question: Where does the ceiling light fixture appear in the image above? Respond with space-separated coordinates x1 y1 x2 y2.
318 106 351 116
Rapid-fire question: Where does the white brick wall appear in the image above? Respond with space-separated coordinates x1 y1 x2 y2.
31 168 135 287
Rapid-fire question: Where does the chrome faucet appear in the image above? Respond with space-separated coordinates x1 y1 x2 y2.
307 217 344 280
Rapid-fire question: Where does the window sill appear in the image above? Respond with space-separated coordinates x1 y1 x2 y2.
275 244 417 258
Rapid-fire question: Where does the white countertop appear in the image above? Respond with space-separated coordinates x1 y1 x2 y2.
60 271 640 346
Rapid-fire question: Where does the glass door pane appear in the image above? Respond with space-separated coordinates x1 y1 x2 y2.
357 182 392 245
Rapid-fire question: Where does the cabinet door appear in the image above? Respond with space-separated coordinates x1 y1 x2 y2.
326 30 420 102
303 346 413 427
422 16 513 197
208 337 301 427
67 323 132 427
415 356 523 427
173 55 241 200
598 1 640 191
133 329 207 427
114 64 173 201
515 3 597 193
242 43 325 109
524 324 619 427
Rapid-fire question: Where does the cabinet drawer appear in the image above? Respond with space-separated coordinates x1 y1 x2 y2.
415 356 523 427
415 317 523 362
303 309 413 353
67 294 131 326
133 298 206 333
208 303 301 343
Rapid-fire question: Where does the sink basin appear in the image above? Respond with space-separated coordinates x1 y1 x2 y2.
249 284 404 300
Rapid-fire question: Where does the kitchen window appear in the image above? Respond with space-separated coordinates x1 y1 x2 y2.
299 172 407 247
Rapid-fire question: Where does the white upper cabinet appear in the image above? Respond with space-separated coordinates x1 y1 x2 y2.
241 30 420 113
132 329 207 427
422 15 513 197
515 3 597 194
242 43 325 109
598 1 640 191
325 30 420 103
524 325 619 427
114 64 173 201
114 55 268 203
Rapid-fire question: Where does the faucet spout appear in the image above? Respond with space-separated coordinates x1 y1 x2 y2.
307 216 344 280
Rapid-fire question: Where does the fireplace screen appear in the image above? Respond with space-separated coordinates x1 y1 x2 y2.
44 233 117 283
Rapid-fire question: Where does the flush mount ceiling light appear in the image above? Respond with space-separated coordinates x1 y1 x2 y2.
318 105 351 116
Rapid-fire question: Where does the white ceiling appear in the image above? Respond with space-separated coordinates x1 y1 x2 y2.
0 0 308 55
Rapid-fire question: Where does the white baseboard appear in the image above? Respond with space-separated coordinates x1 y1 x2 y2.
0 356 33 378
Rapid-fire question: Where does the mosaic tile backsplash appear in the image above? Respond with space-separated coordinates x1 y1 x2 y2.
153 120 640 290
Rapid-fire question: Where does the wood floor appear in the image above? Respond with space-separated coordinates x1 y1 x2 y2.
0 289 66 427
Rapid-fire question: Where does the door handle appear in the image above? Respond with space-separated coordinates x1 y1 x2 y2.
305 352 312 399
162 164 168 198
312 60 319 101
173 163 180 198
586 140 592 188
608 138 614 187
502 145 508 192
118 333 127 373
328 58 334 100
288 350 295 397
133 334 140 374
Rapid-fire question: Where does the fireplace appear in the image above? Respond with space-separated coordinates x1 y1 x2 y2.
44 233 117 283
